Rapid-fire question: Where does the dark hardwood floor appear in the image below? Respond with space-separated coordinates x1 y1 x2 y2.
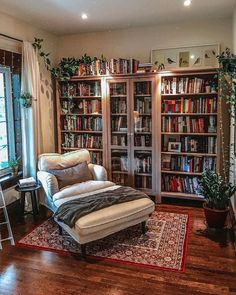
0 204 236 295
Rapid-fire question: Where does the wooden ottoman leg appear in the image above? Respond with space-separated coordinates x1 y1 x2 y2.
141 221 147 234
81 244 87 259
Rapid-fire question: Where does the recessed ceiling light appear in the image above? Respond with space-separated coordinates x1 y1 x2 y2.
81 13 88 20
184 0 192 7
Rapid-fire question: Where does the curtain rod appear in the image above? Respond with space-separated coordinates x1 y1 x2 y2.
0 33 23 43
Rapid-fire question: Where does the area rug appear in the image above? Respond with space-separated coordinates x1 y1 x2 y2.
16 211 189 272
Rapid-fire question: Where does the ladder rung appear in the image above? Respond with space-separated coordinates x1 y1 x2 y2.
0 237 13 242
0 222 8 225
0 206 5 209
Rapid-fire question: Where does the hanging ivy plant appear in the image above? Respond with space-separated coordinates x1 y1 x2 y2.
217 48 236 119
20 92 33 108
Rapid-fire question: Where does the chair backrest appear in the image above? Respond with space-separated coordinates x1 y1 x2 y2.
38 149 91 172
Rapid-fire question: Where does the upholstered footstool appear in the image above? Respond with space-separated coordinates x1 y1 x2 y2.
54 186 155 258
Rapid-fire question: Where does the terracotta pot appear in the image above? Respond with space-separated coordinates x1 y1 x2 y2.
203 203 229 228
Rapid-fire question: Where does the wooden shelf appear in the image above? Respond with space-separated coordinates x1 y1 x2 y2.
161 113 217 116
161 132 217 136
111 131 128 134
161 191 204 201
111 113 127 116
134 146 152 151
135 173 152 176
161 92 217 96
111 145 127 149
61 130 102 134
110 94 127 97
161 151 217 157
134 94 151 97
61 96 101 99
62 147 103 152
161 170 202 176
112 171 128 174
136 113 152 116
61 113 102 116
134 131 151 134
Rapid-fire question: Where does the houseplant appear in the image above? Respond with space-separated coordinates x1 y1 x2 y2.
20 92 33 108
198 170 236 228
9 157 21 177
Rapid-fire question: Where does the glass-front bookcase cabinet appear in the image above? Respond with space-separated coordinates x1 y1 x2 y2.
106 76 158 197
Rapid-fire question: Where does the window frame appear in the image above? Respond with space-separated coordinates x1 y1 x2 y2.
0 66 16 177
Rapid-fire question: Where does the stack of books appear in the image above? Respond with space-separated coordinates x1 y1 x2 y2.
19 177 37 188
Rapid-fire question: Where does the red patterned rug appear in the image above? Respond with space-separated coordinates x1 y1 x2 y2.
16 211 189 272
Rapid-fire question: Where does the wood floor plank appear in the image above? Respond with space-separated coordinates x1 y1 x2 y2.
0 204 235 295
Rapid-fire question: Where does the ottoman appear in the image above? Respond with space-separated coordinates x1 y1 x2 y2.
54 185 155 258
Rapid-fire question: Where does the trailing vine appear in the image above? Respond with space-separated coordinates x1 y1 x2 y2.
32 38 103 80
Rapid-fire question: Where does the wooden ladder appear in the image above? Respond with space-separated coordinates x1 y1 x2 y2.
0 184 15 250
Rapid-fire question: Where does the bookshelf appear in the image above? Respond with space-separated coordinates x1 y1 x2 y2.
106 76 158 199
56 77 106 166
159 71 220 201
55 70 225 203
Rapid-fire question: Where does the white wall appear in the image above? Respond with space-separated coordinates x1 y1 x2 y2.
57 18 232 62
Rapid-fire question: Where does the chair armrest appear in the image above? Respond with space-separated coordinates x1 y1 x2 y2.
37 171 59 199
88 164 108 181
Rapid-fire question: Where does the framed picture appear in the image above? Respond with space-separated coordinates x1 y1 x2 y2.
168 142 181 153
151 44 220 71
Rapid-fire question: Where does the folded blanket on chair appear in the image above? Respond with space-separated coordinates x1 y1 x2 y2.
53 186 150 228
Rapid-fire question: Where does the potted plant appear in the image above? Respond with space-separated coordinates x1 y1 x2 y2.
9 157 21 177
20 92 33 108
198 170 236 228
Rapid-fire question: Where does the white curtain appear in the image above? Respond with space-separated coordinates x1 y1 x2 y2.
21 41 43 178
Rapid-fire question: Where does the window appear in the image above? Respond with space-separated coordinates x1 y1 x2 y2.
0 66 16 176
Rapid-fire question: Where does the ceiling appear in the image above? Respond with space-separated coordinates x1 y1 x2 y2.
0 0 235 35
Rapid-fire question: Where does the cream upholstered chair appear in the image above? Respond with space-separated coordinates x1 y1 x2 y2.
37 149 155 257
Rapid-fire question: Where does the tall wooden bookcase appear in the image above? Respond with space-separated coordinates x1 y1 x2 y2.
159 70 220 201
55 70 223 203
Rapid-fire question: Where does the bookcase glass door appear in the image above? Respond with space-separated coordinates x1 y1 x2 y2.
59 79 104 165
108 80 131 186
132 80 153 192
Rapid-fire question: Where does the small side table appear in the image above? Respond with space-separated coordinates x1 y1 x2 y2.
15 184 41 221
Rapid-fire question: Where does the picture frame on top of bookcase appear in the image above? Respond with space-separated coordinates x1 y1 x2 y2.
151 44 220 71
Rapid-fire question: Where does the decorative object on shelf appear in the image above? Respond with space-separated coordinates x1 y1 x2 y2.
151 44 220 71
168 142 181 152
198 170 236 228
19 92 33 108
9 157 21 177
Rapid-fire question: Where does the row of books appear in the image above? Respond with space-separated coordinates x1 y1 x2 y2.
112 155 128 172
134 82 151 95
135 155 152 173
135 175 152 189
111 117 127 131
162 97 217 114
62 99 102 115
134 134 152 147
76 58 140 76
134 117 152 133
161 116 216 133
63 116 102 131
161 77 216 94
179 136 217 153
162 155 216 173
62 134 102 149
112 174 129 186
61 82 101 97
111 99 127 114
90 151 103 165
111 135 127 146
110 83 127 96
162 175 201 195
135 97 152 114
